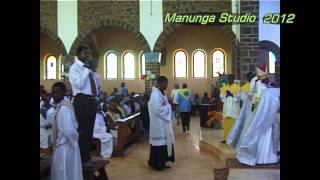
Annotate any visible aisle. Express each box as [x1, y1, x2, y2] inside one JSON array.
[[106, 116, 225, 180]]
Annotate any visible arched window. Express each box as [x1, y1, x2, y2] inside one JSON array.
[[46, 55, 57, 80], [212, 50, 225, 77], [193, 50, 206, 78], [174, 50, 187, 78], [141, 53, 145, 76], [123, 51, 135, 79], [61, 63, 65, 80], [269, 51, 276, 74], [105, 51, 118, 79]]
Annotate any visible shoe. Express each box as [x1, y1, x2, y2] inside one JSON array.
[[187, 127, 190, 131], [221, 140, 226, 143], [164, 165, 171, 169]]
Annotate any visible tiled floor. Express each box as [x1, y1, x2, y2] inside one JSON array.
[[228, 169, 280, 180], [105, 116, 225, 180], [200, 126, 235, 159]]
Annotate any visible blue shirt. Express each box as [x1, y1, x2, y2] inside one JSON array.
[[177, 93, 194, 112], [120, 87, 129, 96]]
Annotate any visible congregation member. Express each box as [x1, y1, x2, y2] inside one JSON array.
[[40, 93, 56, 149], [148, 76, 175, 171], [177, 83, 193, 133], [140, 94, 150, 131], [120, 82, 129, 97], [170, 84, 180, 125], [114, 95, 126, 118], [123, 100, 133, 116], [111, 87, 119, 96], [200, 92, 212, 104], [106, 100, 132, 145], [93, 105, 113, 159], [50, 82, 83, 180], [98, 92, 108, 109], [220, 74, 241, 143], [40, 113, 51, 149], [69, 45, 100, 166], [133, 94, 141, 112]]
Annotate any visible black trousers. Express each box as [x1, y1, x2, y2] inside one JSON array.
[[148, 145, 175, 170], [73, 94, 97, 164], [180, 112, 191, 132]]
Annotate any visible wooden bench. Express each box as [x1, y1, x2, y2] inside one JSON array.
[[40, 156, 51, 179], [112, 113, 142, 157], [40, 150, 52, 180], [83, 160, 109, 180]]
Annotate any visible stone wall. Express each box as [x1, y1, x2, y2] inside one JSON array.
[[78, 0, 140, 34], [40, 0, 57, 34], [155, 0, 233, 52], [239, 0, 260, 80]]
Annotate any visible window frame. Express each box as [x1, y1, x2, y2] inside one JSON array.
[[174, 49, 188, 79], [192, 49, 207, 78], [140, 52, 145, 77], [122, 50, 136, 80], [212, 49, 226, 78], [105, 50, 119, 80], [45, 55, 57, 80], [268, 51, 276, 74]]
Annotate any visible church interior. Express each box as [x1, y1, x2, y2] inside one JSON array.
[[40, 0, 280, 179]]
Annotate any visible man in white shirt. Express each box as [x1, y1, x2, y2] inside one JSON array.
[[69, 45, 101, 166], [170, 84, 180, 125]]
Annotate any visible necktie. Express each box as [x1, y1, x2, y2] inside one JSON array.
[[89, 72, 97, 96]]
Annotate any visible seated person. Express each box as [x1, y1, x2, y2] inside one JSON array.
[[98, 92, 108, 109], [40, 113, 51, 149], [140, 94, 150, 131], [93, 105, 113, 158], [106, 100, 132, 146], [111, 87, 119, 96], [120, 82, 129, 97], [133, 94, 141, 113], [40, 93, 56, 149], [114, 95, 126, 118], [123, 100, 133, 116], [200, 92, 212, 104]]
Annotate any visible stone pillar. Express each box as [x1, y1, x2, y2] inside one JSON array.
[[239, 0, 259, 80], [144, 52, 161, 94]]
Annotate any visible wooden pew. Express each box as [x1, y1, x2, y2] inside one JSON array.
[[83, 160, 109, 180], [40, 155, 51, 179], [112, 113, 142, 157]]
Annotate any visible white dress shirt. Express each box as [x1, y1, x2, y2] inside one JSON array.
[[69, 59, 101, 96]]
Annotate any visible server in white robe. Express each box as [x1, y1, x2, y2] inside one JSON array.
[[227, 64, 279, 166], [40, 113, 50, 149], [148, 76, 175, 171], [236, 87, 279, 166], [227, 65, 264, 150], [40, 93, 56, 148], [51, 82, 83, 180], [93, 112, 113, 158]]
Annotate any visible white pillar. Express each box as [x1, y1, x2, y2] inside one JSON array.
[[57, 0, 78, 54], [139, 0, 163, 51]]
